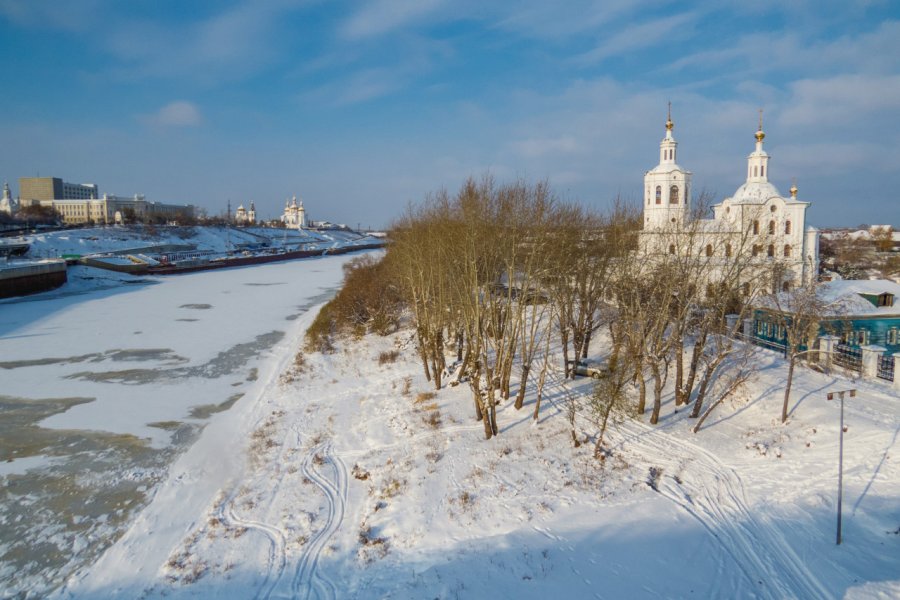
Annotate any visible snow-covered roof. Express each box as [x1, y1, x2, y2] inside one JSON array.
[[756, 279, 900, 317], [726, 181, 781, 204], [646, 163, 689, 175]]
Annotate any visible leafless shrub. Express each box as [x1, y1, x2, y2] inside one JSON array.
[[381, 477, 404, 499], [423, 409, 442, 429], [352, 464, 370, 480], [415, 391, 437, 404], [378, 350, 400, 365], [358, 525, 390, 563], [358, 525, 388, 547]]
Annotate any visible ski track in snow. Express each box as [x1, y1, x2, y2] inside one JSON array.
[[214, 487, 287, 600], [539, 368, 832, 600], [289, 441, 348, 600]]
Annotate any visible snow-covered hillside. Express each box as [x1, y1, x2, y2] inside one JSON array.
[[56, 320, 900, 598]]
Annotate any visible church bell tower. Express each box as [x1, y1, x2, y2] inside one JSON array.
[[643, 104, 692, 230]]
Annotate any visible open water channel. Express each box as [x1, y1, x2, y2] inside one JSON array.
[[0, 254, 363, 598]]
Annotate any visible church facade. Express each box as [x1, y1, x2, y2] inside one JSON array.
[[639, 111, 819, 292], [281, 196, 306, 229], [235, 201, 256, 225]]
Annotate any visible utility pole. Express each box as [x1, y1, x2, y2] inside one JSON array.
[[827, 388, 856, 545]]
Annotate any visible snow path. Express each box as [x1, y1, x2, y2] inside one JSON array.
[[215, 485, 287, 600], [289, 442, 348, 600], [539, 368, 832, 600]]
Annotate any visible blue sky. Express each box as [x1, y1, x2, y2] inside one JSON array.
[[1, 1, 898, 228]]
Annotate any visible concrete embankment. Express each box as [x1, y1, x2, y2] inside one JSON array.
[[0, 259, 67, 298]]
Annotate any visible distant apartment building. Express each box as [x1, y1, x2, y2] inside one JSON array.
[[17, 176, 193, 225], [19, 177, 99, 201]]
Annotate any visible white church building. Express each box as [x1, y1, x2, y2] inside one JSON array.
[[281, 196, 306, 229], [639, 110, 819, 292], [235, 201, 256, 225]]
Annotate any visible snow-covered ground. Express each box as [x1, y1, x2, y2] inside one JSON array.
[[42, 306, 900, 598], [0, 252, 376, 598]]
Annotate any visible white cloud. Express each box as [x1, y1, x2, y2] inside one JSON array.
[[666, 20, 900, 79], [573, 12, 698, 65], [340, 0, 448, 40], [0, 0, 106, 31], [509, 135, 581, 159], [149, 101, 203, 127], [780, 73, 900, 127]]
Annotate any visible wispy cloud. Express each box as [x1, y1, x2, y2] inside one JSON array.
[[780, 73, 900, 127], [666, 19, 900, 79], [0, 0, 107, 31], [573, 12, 698, 65], [493, 0, 662, 40], [509, 135, 581, 159], [144, 101, 203, 127], [339, 0, 448, 40]]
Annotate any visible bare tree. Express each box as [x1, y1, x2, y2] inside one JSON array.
[[757, 272, 829, 423]]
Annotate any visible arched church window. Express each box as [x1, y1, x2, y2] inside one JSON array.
[[782, 281, 791, 292], [768, 220, 775, 235], [767, 244, 774, 257], [705, 244, 713, 257], [669, 244, 676, 255], [655, 186, 661, 204], [754, 166, 758, 177], [725, 243, 732, 257], [761, 166, 765, 177], [670, 185, 679, 204], [753, 220, 759, 235], [752, 244, 761, 257], [784, 244, 792, 257], [785, 220, 792, 234]]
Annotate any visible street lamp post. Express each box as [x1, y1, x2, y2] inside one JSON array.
[[826, 388, 856, 545]]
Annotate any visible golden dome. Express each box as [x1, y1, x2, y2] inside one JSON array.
[[790, 182, 798, 198], [755, 108, 765, 142]]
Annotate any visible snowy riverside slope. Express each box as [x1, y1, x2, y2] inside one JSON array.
[[55, 311, 900, 598]]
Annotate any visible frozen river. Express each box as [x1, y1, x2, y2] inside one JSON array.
[[0, 253, 366, 598]]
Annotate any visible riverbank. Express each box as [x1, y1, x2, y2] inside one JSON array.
[[53, 316, 900, 598]]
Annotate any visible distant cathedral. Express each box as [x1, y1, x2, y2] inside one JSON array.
[[281, 195, 306, 229], [639, 108, 819, 292], [0, 182, 19, 215], [234, 201, 256, 225]]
